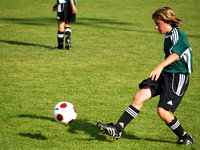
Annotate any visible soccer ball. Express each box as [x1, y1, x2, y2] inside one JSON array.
[[53, 101, 77, 125]]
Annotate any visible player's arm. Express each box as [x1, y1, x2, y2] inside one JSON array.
[[52, 3, 58, 12], [149, 53, 180, 81], [69, 0, 77, 14]]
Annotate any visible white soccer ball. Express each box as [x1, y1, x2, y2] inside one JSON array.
[[53, 101, 77, 125]]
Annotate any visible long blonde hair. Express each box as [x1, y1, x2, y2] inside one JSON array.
[[152, 7, 183, 29]]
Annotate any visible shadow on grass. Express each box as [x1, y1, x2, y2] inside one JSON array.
[[122, 132, 174, 144], [18, 114, 55, 122], [1, 17, 155, 34], [1, 17, 133, 27], [1, 17, 199, 38], [18, 114, 108, 141], [0, 39, 52, 49], [18, 133, 47, 140], [76, 17, 156, 33], [1, 18, 56, 26], [67, 119, 110, 142], [18, 114, 174, 143]]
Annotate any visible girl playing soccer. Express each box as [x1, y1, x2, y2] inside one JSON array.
[[97, 6, 194, 146]]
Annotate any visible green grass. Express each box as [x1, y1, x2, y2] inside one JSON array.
[[0, 0, 200, 149]]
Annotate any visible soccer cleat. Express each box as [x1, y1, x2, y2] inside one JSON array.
[[65, 39, 71, 50], [177, 135, 194, 146], [97, 122, 122, 140]]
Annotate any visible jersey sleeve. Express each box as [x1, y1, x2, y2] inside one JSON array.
[[170, 29, 189, 57], [170, 29, 193, 74]]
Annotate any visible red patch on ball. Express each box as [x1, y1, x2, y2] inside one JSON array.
[[68, 119, 75, 124], [57, 114, 63, 121], [73, 107, 76, 113], [60, 103, 67, 108]]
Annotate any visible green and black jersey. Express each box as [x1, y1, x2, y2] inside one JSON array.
[[57, 0, 76, 4], [163, 27, 193, 75]]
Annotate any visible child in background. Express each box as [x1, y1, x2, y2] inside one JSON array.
[[52, 0, 77, 50]]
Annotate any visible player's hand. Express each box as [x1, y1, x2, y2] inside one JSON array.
[[52, 4, 58, 12], [72, 6, 77, 14], [149, 64, 163, 81]]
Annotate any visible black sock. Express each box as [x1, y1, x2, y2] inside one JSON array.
[[166, 117, 188, 138], [57, 31, 64, 48], [65, 27, 71, 42], [115, 105, 139, 132]]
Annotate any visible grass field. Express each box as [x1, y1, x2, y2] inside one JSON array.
[[0, 0, 200, 149]]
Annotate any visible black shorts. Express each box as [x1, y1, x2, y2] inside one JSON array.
[[57, 3, 76, 22], [139, 71, 189, 113]]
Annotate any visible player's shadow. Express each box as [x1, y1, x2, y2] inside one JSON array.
[[18, 114, 174, 144], [122, 132, 174, 144], [18, 114, 53, 140], [18, 114, 109, 141], [18, 114, 55, 122], [67, 119, 110, 141], [76, 17, 156, 33], [18, 133, 47, 140], [67, 120, 174, 144], [0, 39, 51, 49], [1, 18, 56, 26]]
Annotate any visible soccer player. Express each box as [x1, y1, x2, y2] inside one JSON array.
[[97, 7, 194, 146], [52, 0, 77, 50]]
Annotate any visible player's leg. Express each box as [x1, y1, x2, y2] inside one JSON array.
[[97, 86, 152, 140], [63, 2, 76, 50], [115, 86, 151, 132], [54, 3, 65, 49], [132, 86, 152, 110], [157, 107, 193, 145], [157, 107, 174, 123], [56, 21, 65, 49], [65, 22, 71, 49], [157, 72, 193, 146]]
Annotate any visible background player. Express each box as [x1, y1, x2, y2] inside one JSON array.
[[52, 0, 77, 50]]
